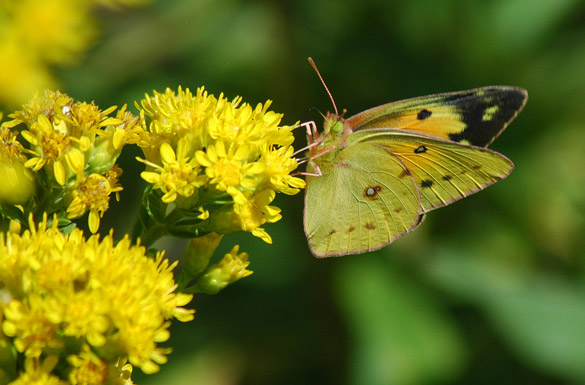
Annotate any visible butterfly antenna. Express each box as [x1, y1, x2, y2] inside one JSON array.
[[308, 57, 339, 116]]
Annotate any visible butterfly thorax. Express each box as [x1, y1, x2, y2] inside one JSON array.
[[307, 112, 353, 173]]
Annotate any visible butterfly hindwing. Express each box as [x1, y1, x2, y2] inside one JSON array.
[[304, 141, 422, 257], [344, 86, 527, 147], [349, 129, 514, 213]]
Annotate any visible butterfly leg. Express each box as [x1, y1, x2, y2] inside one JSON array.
[[292, 164, 322, 178], [295, 121, 319, 144], [295, 143, 336, 165], [293, 121, 326, 159]]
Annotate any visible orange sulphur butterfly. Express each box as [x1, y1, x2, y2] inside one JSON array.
[[303, 59, 527, 257]]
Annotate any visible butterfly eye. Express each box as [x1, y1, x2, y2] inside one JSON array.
[[331, 120, 343, 133], [364, 185, 382, 199]]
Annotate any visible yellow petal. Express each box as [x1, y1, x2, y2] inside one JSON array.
[[215, 140, 226, 158], [140, 171, 160, 184], [252, 228, 272, 244], [66, 148, 85, 175], [54, 160, 66, 185], [113, 128, 126, 149], [160, 143, 176, 164], [195, 151, 212, 167], [88, 210, 100, 233]]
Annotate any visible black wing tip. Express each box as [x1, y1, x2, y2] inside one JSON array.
[[447, 86, 528, 147]]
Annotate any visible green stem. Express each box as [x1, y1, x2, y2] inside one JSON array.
[[137, 207, 184, 248], [175, 270, 192, 292], [138, 222, 168, 248]]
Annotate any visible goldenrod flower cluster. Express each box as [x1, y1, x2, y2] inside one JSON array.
[[0, 215, 193, 383], [0, 0, 150, 107], [136, 87, 305, 244], [1, 90, 140, 233], [0, 84, 305, 382]]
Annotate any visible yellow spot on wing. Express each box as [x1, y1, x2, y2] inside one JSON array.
[[482, 105, 500, 121]]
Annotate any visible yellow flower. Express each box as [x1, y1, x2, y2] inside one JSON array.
[[67, 344, 107, 385], [233, 189, 281, 244], [7, 89, 73, 128], [0, 215, 194, 376], [0, 158, 35, 205], [96, 105, 143, 151], [68, 345, 135, 385], [2, 90, 137, 231], [104, 165, 124, 202], [21, 114, 86, 185], [139, 138, 208, 204], [137, 86, 214, 161], [9, 356, 66, 385], [11, 90, 128, 188], [196, 139, 265, 195], [0, 32, 57, 107], [259, 144, 305, 195], [10, 0, 96, 65], [0, 123, 26, 160], [2, 295, 64, 358], [0, 0, 150, 106], [136, 86, 303, 243], [0, 123, 36, 204], [66, 172, 123, 233]]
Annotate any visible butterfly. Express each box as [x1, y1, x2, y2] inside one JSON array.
[[302, 59, 527, 258]]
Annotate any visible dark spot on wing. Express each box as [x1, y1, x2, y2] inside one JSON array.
[[417, 109, 432, 120], [414, 145, 427, 154], [328, 229, 336, 235], [365, 223, 375, 230], [394, 208, 403, 213], [348, 226, 355, 233], [421, 180, 433, 188], [364, 185, 382, 199], [442, 175, 453, 181]]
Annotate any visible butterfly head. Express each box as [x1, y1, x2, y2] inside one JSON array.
[[323, 111, 344, 135]]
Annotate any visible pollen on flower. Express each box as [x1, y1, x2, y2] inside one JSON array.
[[0, 215, 194, 377], [66, 173, 122, 233]]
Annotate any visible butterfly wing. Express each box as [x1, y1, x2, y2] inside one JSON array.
[[304, 129, 514, 257], [344, 86, 527, 147], [349, 129, 514, 213], [304, 142, 422, 258]]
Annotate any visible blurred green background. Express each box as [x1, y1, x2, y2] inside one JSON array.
[[5, 0, 585, 384]]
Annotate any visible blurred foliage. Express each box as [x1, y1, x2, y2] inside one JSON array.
[[3, 0, 585, 384]]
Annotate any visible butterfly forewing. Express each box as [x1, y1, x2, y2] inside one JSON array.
[[304, 142, 421, 257], [344, 86, 527, 147]]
